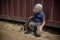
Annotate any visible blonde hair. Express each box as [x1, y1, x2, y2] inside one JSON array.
[[33, 3, 43, 12]]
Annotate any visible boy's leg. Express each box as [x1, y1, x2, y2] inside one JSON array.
[[28, 22, 42, 37], [28, 22, 37, 30], [34, 25, 42, 37], [24, 22, 36, 34], [35, 28, 42, 37]]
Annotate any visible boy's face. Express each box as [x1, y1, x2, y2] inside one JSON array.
[[33, 7, 42, 13], [37, 9, 41, 13]]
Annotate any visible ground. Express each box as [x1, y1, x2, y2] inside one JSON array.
[[0, 20, 60, 40]]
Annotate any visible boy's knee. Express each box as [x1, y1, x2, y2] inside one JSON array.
[[28, 22, 36, 27], [28, 22, 36, 30]]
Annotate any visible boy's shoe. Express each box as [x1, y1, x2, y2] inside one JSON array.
[[34, 30, 42, 37], [24, 30, 32, 34]]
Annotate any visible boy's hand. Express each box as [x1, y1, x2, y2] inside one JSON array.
[[28, 16, 34, 20]]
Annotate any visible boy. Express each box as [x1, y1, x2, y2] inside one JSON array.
[[25, 3, 45, 37]]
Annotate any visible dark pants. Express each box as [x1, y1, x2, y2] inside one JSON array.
[[28, 22, 41, 37]]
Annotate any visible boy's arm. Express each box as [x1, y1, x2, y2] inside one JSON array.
[[39, 13, 45, 32], [38, 20, 45, 32], [28, 16, 34, 20]]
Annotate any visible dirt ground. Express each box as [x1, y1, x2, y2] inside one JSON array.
[[0, 20, 60, 40]]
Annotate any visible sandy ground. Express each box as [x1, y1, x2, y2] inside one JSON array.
[[0, 21, 60, 40]]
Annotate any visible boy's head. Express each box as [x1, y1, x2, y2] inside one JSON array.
[[33, 3, 43, 13]]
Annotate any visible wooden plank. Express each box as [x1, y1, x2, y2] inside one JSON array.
[[53, 0, 60, 22], [8, 0, 14, 17], [0, 0, 2, 15], [26, 0, 34, 18], [20, 0, 26, 18], [43, 0, 52, 20]]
